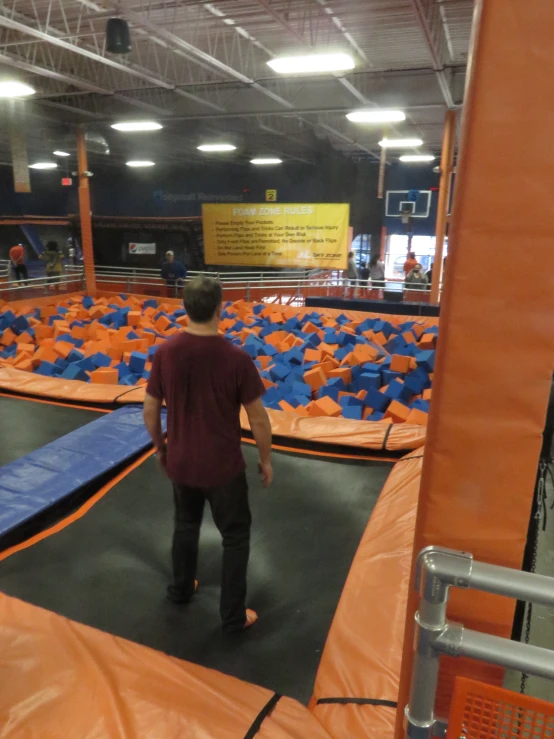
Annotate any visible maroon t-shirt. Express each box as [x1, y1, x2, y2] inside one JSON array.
[[146, 332, 265, 488]]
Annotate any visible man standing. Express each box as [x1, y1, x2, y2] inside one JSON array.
[[403, 251, 417, 276], [143, 276, 273, 632], [160, 250, 187, 287], [9, 244, 28, 284]]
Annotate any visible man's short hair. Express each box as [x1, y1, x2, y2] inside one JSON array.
[[183, 276, 222, 323]]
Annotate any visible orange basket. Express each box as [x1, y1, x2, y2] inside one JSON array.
[[447, 677, 554, 739]]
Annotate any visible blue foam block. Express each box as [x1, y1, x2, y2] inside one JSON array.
[[384, 379, 413, 403], [416, 350, 435, 372], [35, 361, 59, 377], [67, 349, 85, 364], [319, 386, 340, 402], [342, 405, 363, 421], [129, 351, 147, 375], [60, 364, 89, 382], [292, 381, 312, 397], [12, 315, 30, 334], [358, 372, 381, 392], [363, 388, 390, 412], [382, 369, 403, 385], [270, 363, 291, 382], [366, 411, 384, 421], [92, 352, 111, 369], [293, 395, 310, 407]]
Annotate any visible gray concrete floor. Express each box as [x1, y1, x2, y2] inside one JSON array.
[[504, 473, 554, 701]]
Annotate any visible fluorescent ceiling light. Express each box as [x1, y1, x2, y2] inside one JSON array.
[[347, 109, 406, 123], [267, 53, 355, 74], [0, 81, 35, 98], [111, 121, 163, 132], [53, 150, 70, 157], [197, 144, 236, 152], [399, 154, 436, 162], [251, 158, 282, 165], [126, 160, 155, 167], [379, 137, 423, 148], [29, 162, 57, 170]]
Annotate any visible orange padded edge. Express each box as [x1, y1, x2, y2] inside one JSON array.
[[0, 594, 331, 738], [310, 450, 422, 739], [396, 0, 554, 731]]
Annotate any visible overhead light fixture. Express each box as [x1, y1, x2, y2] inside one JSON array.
[[111, 121, 163, 132], [197, 144, 236, 152], [267, 53, 355, 74], [399, 154, 436, 162], [251, 158, 282, 165], [29, 162, 58, 170], [0, 81, 35, 98], [126, 160, 155, 167], [379, 137, 423, 148], [53, 150, 70, 157], [346, 109, 406, 123]]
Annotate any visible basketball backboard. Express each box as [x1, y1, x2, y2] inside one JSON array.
[[385, 190, 432, 218]]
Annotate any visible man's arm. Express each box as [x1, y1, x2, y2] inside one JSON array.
[[143, 393, 166, 468], [244, 397, 273, 487]]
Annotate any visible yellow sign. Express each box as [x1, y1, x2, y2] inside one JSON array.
[[265, 189, 277, 202], [202, 203, 350, 269]]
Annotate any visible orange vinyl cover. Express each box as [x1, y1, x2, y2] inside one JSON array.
[[0, 367, 427, 451], [311, 450, 422, 739], [0, 593, 332, 738]]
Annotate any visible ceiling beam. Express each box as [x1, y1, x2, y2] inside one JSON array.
[[118, 4, 294, 110], [0, 50, 110, 95], [408, 0, 455, 108]]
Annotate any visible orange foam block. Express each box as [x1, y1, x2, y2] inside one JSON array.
[[304, 347, 322, 363], [154, 315, 172, 332], [53, 341, 75, 359], [16, 343, 35, 356], [127, 311, 141, 327], [329, 367, 352, 385], [90, 368, 119, 385], [390, 354, 411, 374], [303, 366, 327, 392], [385, 400, 411, 423], [423, 388, 432, 400], [406, 408, 428, 426], [14, 331, 34, 345], [278, 400, 297, 413], [311, 396, 342, 418]]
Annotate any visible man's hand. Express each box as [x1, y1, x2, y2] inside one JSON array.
[[258, 459, 273, 488], [156, 444, 168, 475]]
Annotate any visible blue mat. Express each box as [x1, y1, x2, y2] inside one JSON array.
[[0, 406, 165, 540]]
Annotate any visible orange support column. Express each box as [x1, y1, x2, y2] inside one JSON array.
[[77, 128, 96, 296], [395, 0, 554, 733], [430, 109, 455, 304]]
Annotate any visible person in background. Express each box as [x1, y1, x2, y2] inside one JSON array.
[[9, 244, 28, 284], [161, 250, 187, 287], [405, 262, 428, 290], [403, 251, 417, 276], [369, 253, 385, 289], [359, 261, 370, 286], [345, 250, 358, 286], [39, 240, 64, 286], [426, 262, 434, 287], [143, 276, 273, 633]]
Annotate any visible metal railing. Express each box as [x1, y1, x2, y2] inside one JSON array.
[[0, 263, 441, 305], [0, 271, 84, 299], [405, 546, 554, 739]]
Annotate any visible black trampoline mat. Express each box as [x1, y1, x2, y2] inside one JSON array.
[[0, 396, 103, 467], [0, 445, 391, 703]]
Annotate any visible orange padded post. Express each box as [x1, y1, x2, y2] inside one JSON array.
[[430, 109, 456, 304], [396, 0, 554, 733], [77, 128, 96, 296]]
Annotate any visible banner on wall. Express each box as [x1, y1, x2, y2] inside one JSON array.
[[202, 203, 350, 269], [129, 242, 156, 254]]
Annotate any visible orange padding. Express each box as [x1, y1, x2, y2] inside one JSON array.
[[310, 449, 422, 738], [0, 593, 332, 738], [0, 366, 426, 451]]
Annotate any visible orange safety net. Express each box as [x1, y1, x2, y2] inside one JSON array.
[[311, 449, 422, 739], [446, 678, 554, 739], [0, 593, 332, 738]]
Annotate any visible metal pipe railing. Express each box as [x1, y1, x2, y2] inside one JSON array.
[[405, 546, 554, 739]]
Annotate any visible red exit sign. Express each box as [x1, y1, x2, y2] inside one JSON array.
[[61, 177, 72, 186]]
